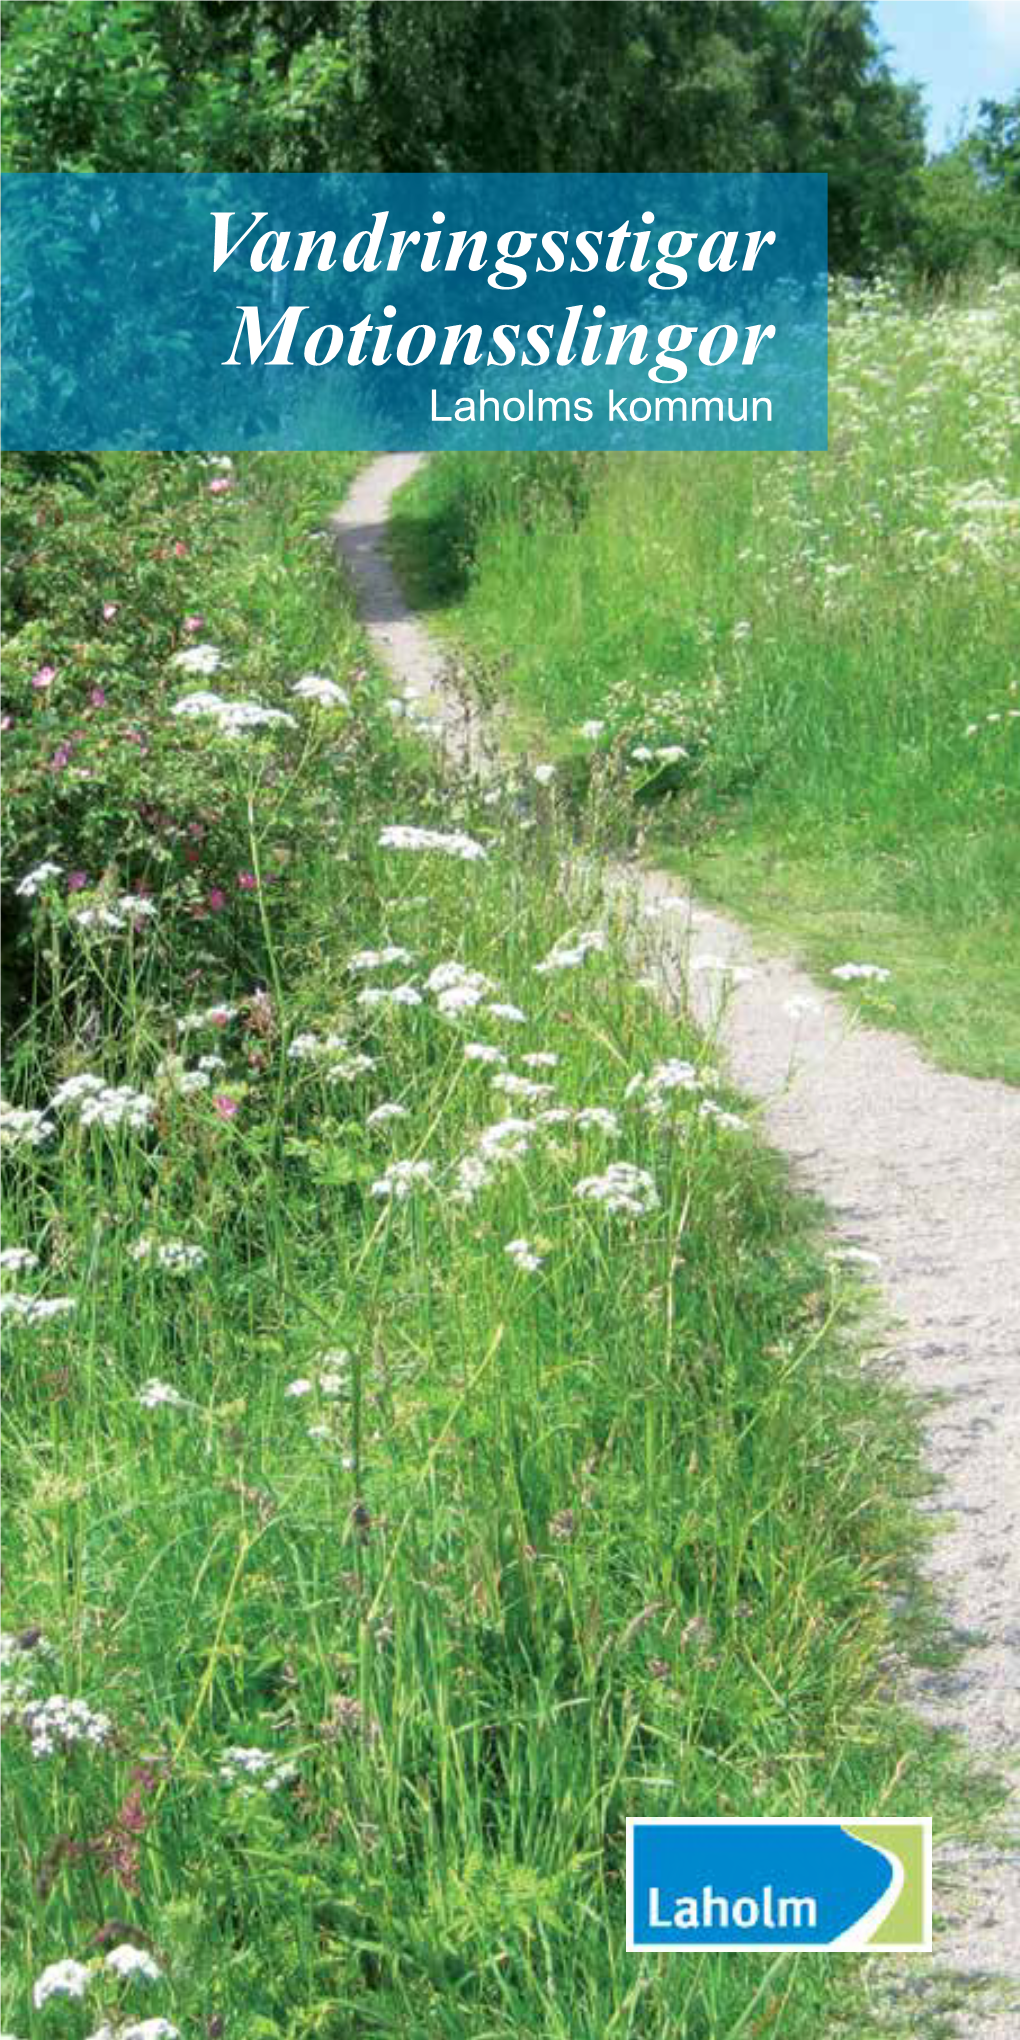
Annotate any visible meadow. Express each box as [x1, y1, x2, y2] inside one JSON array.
[[390, 271, 1020, 1084], [0, 449, 992, 2037]]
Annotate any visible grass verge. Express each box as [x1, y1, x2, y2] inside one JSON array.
[[0, 451, 999, 2039], [389, 272, 1020, 1085]]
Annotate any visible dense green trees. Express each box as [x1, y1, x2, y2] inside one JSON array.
[[912, 91, 1020, 276], [0, 0, 1015, 276]]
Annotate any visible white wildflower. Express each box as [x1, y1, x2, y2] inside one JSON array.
[[650, 1058, 701, 1095], [217, 700, 297, 737], [357, 984, 422, 1009], [0, 1247, 39, 1273], [349, 946, 413, 971], [491, 1073, 554, 1102], [505, 1238, 543, 1272], [291, 674, 350, 708], [574, 1162, 659, 1217], [830, 962, 890, 983], [129, 1238, 205, 1274], [575, 1106, 620, 1136], [628, 1059, 703, 1116], [477, 1117, 534, 1161], [580, 719, 605, 740], [136, 1380, 187, 1409], [72, 906, 127, 933], [104, 1945, 162, 1982], [325, 1051, 375, 1081], [367, 1102, 408, 1127], [428, 961, 489, 994], [436, 983, 488, 1016], [50, 1074, 106, 1108], [219, 1746, 297, 1794], [378, 825, 486, 862], [22, 1694, 112, 1758], [156, 1055, 210, 1096], [285, 1378, 314, 1398], [371, 1159, 435, 1200], [699, 1099, 748, 1132], [170, 644, 223, 676], [33, 1959, 92, 2008], [75, 1086, 154, 1133], [0, 1100, 55, 1148], [655, 745, 688, 764], [522, 1051, 558, 1069], [463, 1042, 506, 1066], [171, 688, 296, 736], [176, 1003, 238, 1036], [287, 1032, 325, 1061], [177, 1069, 209, 1094], [1, 1631, 53, 1718], [534, 929, 607, 975], [533, 763, 556, 786], [15, 861, 62, 899], [0, 1293, 75, 1325], [115, 2022, 180, 2040], [486, 1002, 527, 1024], [450, 1154, 494, 1203]]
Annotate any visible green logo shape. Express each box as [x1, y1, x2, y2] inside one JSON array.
[[842, 1820, 930, 1949]]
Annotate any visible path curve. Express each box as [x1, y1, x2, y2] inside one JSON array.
[[333, 453, 1020, 2032]]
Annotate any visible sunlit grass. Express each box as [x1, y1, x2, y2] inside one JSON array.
[[0, 453, 997, 2039], [390, 273, 1020, 1082]]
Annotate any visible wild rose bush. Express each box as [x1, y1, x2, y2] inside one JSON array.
[[2, 452, 374, 1039]]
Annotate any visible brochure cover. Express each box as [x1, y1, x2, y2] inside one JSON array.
[[1, 6, 1016, 2038]]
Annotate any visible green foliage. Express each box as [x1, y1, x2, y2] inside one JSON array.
[[0, 450, 362, 1037], [0, 453, 992, 2040], [389, 270, 1020, 1083], [1, 0, 930, 274], [913, 95, 1020, 279]]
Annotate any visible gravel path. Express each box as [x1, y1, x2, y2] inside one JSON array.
[[333, 453, 1020, 2033]]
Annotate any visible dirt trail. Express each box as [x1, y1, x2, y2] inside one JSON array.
[[333, 453, 1020, 2032]]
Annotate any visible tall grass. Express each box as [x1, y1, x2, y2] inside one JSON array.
[[0, 453, 989, 2039], [391, 273, 1020, 1081]]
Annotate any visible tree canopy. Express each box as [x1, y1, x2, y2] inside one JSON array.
[[0, 0, 1016, 275]]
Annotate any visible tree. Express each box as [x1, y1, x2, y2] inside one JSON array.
[[0, 0, 932, 273]]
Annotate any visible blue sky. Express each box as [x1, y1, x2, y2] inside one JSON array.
[[872, 0, 1019, 149]]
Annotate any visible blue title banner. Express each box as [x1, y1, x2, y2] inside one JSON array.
[[2, 172, 827, 452]]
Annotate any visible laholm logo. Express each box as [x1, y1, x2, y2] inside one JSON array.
[[627, 1817, 931, 1952]]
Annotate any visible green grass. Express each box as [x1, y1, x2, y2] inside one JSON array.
[[0, 452, 1001, 2039], [389, 273, 1020, 1084]]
